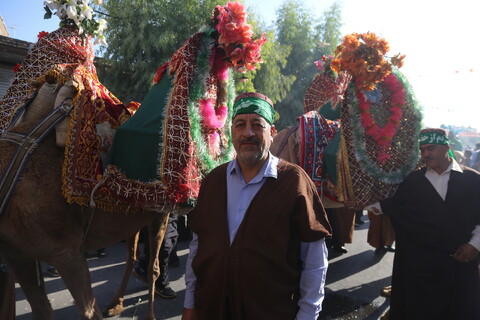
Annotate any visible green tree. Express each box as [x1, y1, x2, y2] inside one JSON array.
[[252, 28, 296, 105], [96, 0, 227, 103], [273, 0, 319, 129], [315, 1, 343, 57], [270, 0, 342, 129]]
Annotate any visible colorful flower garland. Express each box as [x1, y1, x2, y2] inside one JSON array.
[[349, 68, 422, 184], [187, 29, 235, 173], [330, 32, 405, 92], [356, 73, 406, 163]]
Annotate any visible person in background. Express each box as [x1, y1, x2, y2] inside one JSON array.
[[182, 92, 332, 320], [367, 128, 480, 320], [469, 142, 480, 169], [367, 211, 395, 254], [462, 149, 473, 167], [0, 259, 15, 320], [325, 208, 355, 254]]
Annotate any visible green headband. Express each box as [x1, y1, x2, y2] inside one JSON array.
[[232, 97, 275, 125], [419, 131, 456, 159], [419, 131, 450, 146]]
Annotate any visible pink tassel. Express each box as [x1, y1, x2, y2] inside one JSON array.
[[199, 99, 228, 129]]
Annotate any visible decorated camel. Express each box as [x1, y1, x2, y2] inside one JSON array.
[[271, 32, 423, 208], [0, 1, 265, 319]]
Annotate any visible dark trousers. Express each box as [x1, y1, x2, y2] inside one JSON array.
[[0, 267, 15, 320]]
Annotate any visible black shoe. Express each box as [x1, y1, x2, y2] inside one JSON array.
[[46, 267, 60, 277], [132, 266, 148, 285], [375, 246, 387, 255], [385, 245, 395, 252], [155, 285, 176, 299], [97, 249, 106, 258], [333, 245, 348, 253], [355, 219, 365, 225]]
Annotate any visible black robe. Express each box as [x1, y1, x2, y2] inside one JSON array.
[[381, 166, 480, 320]]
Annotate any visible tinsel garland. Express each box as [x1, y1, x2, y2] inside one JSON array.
[[187, 30, 235, 173], [349, 68, 422, 184]]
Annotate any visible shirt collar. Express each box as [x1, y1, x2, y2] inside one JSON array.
[[426, 158, 463, 175], [228, 153, 279, 183]]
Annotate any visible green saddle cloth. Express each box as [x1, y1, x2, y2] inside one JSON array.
[[109, 75, 172, 182], [320, 101, 341, 185]]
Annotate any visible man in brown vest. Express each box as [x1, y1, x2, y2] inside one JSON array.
[[182, 92, 332, 320]]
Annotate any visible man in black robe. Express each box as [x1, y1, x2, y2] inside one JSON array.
[[368, 128, 480, 320]]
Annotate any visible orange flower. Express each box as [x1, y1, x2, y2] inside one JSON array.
[[331, 32, 404, 91], [390, 53, 405, 68]]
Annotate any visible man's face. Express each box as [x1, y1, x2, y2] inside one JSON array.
[[231, 113, 275, 167], [420, 144, 450, 173]]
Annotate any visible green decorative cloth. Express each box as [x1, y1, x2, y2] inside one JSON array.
[[419, 131, 450, 146], [108, 75, 172, 182], [232, 97, 275, 124]]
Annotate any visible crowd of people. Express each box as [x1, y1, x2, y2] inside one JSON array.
[[2, 92, 479, 320]]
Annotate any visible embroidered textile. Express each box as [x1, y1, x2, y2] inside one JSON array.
[[0, 26, 96, 133], [62, 65, 130, 207], [299, 111, 340, 191]]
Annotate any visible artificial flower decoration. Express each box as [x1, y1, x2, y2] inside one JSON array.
[[44, 0, 108, 46], [37, 31, 49, 40], [13, 63, 21, 73], [313, 55, 336, 75], [212, 1, 266, 72], [330, 32, 404, 91]]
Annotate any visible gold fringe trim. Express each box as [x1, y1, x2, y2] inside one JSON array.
[[336, 134, 355, 202]]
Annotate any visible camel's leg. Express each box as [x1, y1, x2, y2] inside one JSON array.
[[7, 256, 53, 320], [103, 232, 140, 317], [144, 213, 169, 320], [54, 250, 103, 320]]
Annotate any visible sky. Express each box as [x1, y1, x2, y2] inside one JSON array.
[[1, 0, 479, 130]]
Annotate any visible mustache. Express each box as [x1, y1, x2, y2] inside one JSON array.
[[240, 137, 260, 144]]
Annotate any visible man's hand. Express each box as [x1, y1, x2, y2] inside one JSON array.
[[364, 202, 382, 215], [182, 308, 198, 320], [452, 243, 479, 263]]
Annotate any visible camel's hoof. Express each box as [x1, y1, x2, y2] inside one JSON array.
[[103, 298, 124, 317]]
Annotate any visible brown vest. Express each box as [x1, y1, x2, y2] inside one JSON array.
[[189, 160, 331, 320]]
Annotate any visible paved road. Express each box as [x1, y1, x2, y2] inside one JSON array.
[[15, 212, 394, 319]]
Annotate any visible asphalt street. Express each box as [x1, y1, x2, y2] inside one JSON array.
[[15, 211, 394, 319]]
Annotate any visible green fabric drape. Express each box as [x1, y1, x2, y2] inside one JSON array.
[[109, 75, 172, 182]]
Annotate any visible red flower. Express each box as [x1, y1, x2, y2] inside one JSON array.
[[225, 1, 247, 25], [243, 33, 266, 63], [218, 23, 252, 46], [37, 31, 49, 40], [214, 1, 266, 72], [13, 63, 21, 73]]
